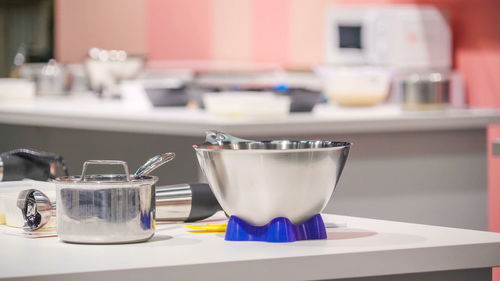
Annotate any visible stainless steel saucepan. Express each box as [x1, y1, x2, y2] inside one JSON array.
[[40, 153, 174, 244]]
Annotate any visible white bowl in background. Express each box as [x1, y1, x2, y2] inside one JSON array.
[[203, 91, 291, 119]]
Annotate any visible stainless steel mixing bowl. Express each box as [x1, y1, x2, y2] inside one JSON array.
[[194, 140, 351, 225]]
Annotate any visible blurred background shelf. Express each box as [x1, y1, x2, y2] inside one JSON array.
[[0, 97, 499, 136]]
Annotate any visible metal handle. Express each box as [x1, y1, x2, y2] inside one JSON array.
[[17, 189, 55, 231], [204, 130, 253, 145], [80, 160, 131, 182], [134, 153, 175, 177]]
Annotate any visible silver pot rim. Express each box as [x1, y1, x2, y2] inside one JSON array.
[[54, 174, 158, 184]]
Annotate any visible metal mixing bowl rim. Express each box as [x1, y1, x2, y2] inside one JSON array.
[[193, 140, 351, 152]]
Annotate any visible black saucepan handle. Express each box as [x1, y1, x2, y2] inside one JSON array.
[[186, 183, 223, 222]]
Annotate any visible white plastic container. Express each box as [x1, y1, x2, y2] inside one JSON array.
[[203, 92, 291, 119], [316, 66, 392, 107], [0, 79, 35, 101]]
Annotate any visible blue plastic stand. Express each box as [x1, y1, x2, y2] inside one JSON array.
[[225, 214, 327, 242]]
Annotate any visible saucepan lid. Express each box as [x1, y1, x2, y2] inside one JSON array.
[[54, 160, 157, 184], [54, 153, 175, 184]]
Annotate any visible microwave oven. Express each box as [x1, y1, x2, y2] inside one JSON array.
[[325, 5, 452, 70]]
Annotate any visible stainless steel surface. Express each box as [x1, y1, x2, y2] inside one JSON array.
[[194, 138, 351, 225], [493, 140, 500, 156], [0, 157, 3, 181], [204, 130, 252, 145], [134, 153, 175, 177], [16, 189, 55, 231], [55, 159, 157, 244], [156, 184, 192, 221], [401, 72, 451, 111]]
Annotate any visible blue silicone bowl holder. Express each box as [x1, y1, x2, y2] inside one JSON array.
[[225, 214, 326, 242]]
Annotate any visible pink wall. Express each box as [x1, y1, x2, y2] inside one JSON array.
[[146, 0, 212, 60], [251, 0, 289, 64], [488, 125, 500, 281], [211, 0, 252, 61], [55, 0, 500, 108], [450, 0, 500, 108], [288, 0, 328, 68], [55, 0, 147, 63]]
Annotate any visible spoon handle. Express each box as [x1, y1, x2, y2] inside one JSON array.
[[134, 152, 175, 177], [204, 130, 253, 145]]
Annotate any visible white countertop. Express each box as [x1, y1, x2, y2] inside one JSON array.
[[1, 214, 500, 281], [0, 96, 499, 137]]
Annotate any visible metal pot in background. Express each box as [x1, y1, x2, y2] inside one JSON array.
[[400, 72, 451, 111], [18, 62, 90, 97], [37, 59, 66, 96]]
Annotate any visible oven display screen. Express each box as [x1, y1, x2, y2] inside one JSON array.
[[338, 25, 362, 49]]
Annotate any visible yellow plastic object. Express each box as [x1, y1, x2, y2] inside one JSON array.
[[184, 223, 227, 233]]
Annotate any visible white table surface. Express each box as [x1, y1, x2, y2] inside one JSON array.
[[1, 214, 500, 281], [0, 96, 499, 137]]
